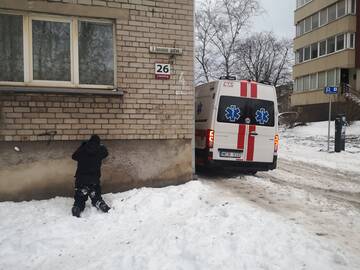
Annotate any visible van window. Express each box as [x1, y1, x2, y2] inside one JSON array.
[[217, 96, 275, 127]]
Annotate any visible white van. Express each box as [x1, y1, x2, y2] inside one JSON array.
[[195, 79, 279, 173]]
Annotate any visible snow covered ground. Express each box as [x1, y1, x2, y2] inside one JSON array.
[[0, 122, 359, 270], [280, 121, 360, 173]]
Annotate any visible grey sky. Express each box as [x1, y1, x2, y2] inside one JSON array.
[[252, 0, 295, 38]]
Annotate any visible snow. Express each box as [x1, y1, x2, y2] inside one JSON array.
[[280, 121, 360, 174], [0, 121, 359, 270], [0, 181, 358, 270]]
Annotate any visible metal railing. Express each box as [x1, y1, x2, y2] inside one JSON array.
[[341, 83, 360, 106]]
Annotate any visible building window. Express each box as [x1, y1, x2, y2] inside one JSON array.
[[303, 75, 310, 90], [311, 13, 319, 29], [319, 40, 327, 56], [336, 34, 345, 51], [296, 0, 355, 37], [318, 71, 326, 89], [327, 36, 336, 54], [328, 4, 337, 22], [0, 12, 116, 89], [0, 14, 24, 82], [349, 0, 356, 14], [296, 0, 312, 9], [32, 19, 71, 82], [327, 69, 335, 86], [311, 43, 318, 59], [337, 0, 346, 17], [319, 8, 328, 26], [299, 21, 305, 35], [304, 46, 310, 61], [310, 74, 317, 89], [304, 17, 311, 33], [78, 21, 114, 86], [349, 33, 355, 48], [299, 48, 304, 63], [297, 77, 303, 91]]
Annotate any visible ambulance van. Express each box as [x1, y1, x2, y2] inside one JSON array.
[[195, 79, 279, 173]]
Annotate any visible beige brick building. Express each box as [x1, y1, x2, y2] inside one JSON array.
[[293, 0, 360, 121], [0, 0, 194, 201]]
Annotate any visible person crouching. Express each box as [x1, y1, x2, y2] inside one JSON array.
[[71, 134, 110, 217]]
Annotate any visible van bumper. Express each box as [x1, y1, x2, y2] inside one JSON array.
[[196, 149, 277, 171]]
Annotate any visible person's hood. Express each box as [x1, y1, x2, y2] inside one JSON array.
[[84, 140, 101, 155]]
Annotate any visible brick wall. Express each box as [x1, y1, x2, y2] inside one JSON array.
[[0, 0, 194, 142]]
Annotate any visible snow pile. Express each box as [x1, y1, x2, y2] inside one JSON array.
[[279, 121, 360, 173], [0, 181, 358, 270]]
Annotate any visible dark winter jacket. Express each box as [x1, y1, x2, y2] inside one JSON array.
[[72, 139, 108, 185]]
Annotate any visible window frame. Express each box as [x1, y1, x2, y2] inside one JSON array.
[[0, 11, 117, 90], [296, 0, 354, 38]]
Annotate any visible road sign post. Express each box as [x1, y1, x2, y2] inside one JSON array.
[[324, 86, 338, 152]]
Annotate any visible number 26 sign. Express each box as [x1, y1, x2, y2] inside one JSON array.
[[155, 63, 171, 80]]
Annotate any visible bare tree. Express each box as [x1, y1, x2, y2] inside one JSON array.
[[211, 0, 260, 77], [195, 0, 260, 84], [195, 1, 217, 84], [235, 32, 293, 87]]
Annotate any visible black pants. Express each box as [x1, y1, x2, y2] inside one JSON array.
[[73, 183, 104, 211]]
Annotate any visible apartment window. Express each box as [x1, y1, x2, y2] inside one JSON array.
[[320, 9, 328, 26], [32, 19, 71, 82], [299, 48, 304, 63], [304, 17, 311, 33], [310, 74, 317, 89], [311, 43, 318, 59], [303, 75, 310, 90], [297, 77, 303, 91], [327, 36, 336, 54], [336, 34, 345, 50], [311, 13, 319, 29], [347, 0, 356, 14], [319, 40, 327, 56], [349, 33, 355, 48], [336, 69, 341, 84], [327, 69, 335, 86], [296, 0, 312, 9], [318, 71, 326, 88], [304, 46, 310, 61], [328, 4, 337, 22], [0, 14, 24, 82], [299, 21, 305, 35], [0, 12, 116, 88], [337, 0, 346, 17], [78, 21, 114, 85]]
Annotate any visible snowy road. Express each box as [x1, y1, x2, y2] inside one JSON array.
[[200, 157, 360, 262]]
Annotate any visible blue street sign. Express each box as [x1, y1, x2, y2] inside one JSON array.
[[324, 86, 338, 94]]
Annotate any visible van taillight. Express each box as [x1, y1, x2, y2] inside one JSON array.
[[206, 129, 214, 148], [274, 134, 279, 152]]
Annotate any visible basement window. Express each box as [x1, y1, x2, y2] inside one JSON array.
[[0, 12, 116, 89]]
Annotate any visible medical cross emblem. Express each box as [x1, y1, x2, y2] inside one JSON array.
[[255, 108, 270, 125], [225, 105, 241, 122]]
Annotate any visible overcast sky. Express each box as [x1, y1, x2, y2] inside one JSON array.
[[252, 0, 295, 39]]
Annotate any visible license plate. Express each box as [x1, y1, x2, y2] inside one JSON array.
[[220, 151, 242, 158]]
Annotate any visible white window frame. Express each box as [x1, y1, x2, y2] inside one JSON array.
[[296, 0, 355, 38], [0, 11, 117, 89], [29, 15, 74, 87]]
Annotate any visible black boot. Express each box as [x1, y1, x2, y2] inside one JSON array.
[[96, 200, 110, 213], [72, 206, 81, 217]]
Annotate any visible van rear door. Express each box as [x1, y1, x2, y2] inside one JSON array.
[[214, 94, 275, 163]]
